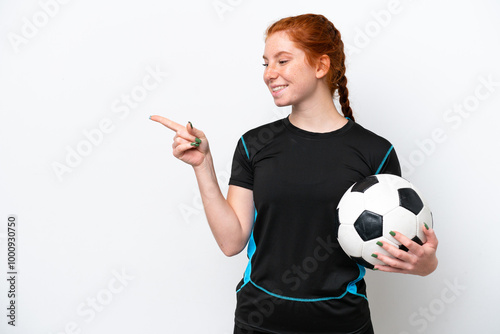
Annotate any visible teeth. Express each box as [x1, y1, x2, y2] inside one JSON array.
[[272, 85, 287, 92]]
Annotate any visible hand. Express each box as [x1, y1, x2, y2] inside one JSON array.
[[373, 225, 438, 276], [150, 115, 209, 167]]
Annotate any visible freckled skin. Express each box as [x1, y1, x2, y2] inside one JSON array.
[[263, 31, 323, 109]]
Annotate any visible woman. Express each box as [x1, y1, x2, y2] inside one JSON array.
[[151, 13, 438, 334]]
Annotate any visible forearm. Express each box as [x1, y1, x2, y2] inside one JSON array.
[[192, 152, 247, 256]]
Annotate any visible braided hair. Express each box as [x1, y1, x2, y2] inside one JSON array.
[[265, 14, 354, 121]]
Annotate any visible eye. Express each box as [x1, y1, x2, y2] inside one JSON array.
[[279, 60, 289, 65], [262, 63, 268, 67]]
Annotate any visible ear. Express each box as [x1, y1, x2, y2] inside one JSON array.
[[316, 55, 330, 79]]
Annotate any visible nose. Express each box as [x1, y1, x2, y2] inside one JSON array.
[[263, 64, 278, 83]]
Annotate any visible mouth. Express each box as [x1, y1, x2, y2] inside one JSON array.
[[270, 85, 288, 96]]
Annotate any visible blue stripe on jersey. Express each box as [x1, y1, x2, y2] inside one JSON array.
[[346, 264, 368, 300], [236, 208, 257, 293], [250, 279, 350, 302], [241, 136, 250, 159], [375, 145, 394, 175], [236, 138, 253, 293], [242, 264, 367, 302], [244, 209, 258, 282]]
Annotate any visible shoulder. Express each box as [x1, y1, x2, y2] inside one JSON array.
[[348, 121, 401, 175], [241, 118, 285, 140], [348, 121, 394, 149], [239, 118, 286, 159], [347, 121, 397, 161]]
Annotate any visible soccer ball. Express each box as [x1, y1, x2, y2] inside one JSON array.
[[336, 174, 433, 269]]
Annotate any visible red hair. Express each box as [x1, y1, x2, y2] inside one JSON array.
[[265, 14, 354, 121]]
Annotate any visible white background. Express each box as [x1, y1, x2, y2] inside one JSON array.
[[1, 0, 499, 333]]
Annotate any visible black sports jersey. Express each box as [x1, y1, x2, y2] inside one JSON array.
[[229, 116, 401, 334]]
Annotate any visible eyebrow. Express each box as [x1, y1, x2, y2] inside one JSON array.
[[262, 51, 293, 60]]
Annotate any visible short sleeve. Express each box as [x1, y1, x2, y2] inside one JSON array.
[[376, 145, 402, 177], [228, 136, 254, 190]]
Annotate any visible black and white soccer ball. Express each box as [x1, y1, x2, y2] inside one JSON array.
[[336, 174, 433, 269]]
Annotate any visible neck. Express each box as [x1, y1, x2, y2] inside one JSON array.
[[289, 90, 347, 133]]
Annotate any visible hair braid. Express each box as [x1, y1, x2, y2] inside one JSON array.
[[328, 21, 354, 122], [337, 73, 354, 121]]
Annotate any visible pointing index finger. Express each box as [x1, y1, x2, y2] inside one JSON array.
[[150, 115, 183, 132]]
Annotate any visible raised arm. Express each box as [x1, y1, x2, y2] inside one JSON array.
[[150, 115, 254, 256]]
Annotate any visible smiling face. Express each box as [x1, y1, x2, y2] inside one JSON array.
[[263, 31, 324, 108]]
